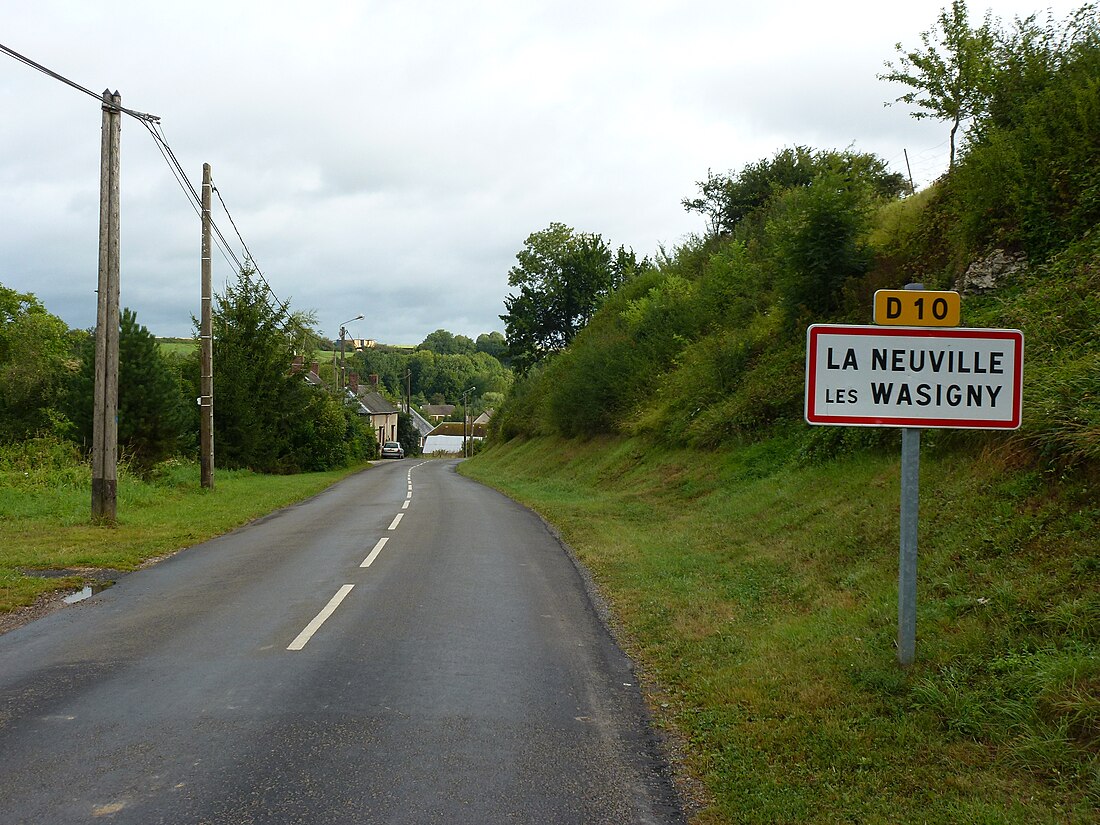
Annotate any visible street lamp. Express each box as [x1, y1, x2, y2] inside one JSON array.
[[462, 385, 476, 458], [337, 314, 364, 392]]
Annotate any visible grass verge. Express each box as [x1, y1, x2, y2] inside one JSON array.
[[0, 437, 369, 615], [462, 435, 1099, 824]]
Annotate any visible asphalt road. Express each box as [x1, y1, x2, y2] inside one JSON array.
[[0, 459, 684, 824]]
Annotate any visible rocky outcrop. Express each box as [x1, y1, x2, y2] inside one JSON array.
[[956, 249, 1027, 294]]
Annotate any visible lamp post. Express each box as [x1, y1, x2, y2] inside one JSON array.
[[337, 314, 364, 393], [462, 385, 476, 458]]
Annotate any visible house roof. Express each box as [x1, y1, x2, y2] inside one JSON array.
[[473, 409, 494, 425], [409, 408, 435, 437], [359, 391, 400, 415]]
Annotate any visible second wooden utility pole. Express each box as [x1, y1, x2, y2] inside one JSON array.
[[200, 163, 215, 489], [92, 90, 122, 523]]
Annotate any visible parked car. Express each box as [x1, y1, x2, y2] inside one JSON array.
[[380, 441, 405, 459]]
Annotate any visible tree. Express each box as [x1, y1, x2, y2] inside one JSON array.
[[419, 329, 475, 355], [0, 284, 78, 442], [879, 0, 997, 168], [683, 148, 907, 237], [500, 223, 642, 373], [768, 170, 874, 324], [286, 309, 322, 356], [68, 308, 190, 471], [396, 411, 422, 457], [946, 4, 1100, 257], [211, 266, 366, 473], [475, 331, 507, 361]]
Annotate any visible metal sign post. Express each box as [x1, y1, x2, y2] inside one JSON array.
[[897, 285, 923, 668], [898, 426, 920, 666], [804, 286, 1024, 667]]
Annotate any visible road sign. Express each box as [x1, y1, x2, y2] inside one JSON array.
[[805, 324, 1023, 429], [874, 289, 961, 326]]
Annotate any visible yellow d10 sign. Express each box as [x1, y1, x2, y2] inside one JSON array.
[[874, 290, 961, 327]]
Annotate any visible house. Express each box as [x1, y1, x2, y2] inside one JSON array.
[[407, 407, 435, 449], [473, 409, 494, 426], [360, 392, 400, 445], [422, 421, 487, 454], [421, 404, 456, 422], [347, 373, 400, 445], [292, 360, 400, 447]]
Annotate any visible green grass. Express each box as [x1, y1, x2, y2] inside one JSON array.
[[0, 438, 369, 613], [462, 435, 1100, 823]]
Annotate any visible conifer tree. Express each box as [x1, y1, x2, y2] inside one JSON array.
[[68, 307, 189, 470]]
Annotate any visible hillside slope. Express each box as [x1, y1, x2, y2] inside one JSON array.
[[462, 435, 1099, 822]]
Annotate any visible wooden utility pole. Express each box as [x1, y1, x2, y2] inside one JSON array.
[[199, 163, 215, 489], [92, 90, 122, 523]]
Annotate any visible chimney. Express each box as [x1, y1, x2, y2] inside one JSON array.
[[310, 361, 319, 376], [369, 373, 379, 387], [290, 355, 304, 374], [349, 372, 359, 393]]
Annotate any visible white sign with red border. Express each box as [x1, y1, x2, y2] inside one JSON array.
[[805, 325, 1024, 429]]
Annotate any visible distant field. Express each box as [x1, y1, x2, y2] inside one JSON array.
[[156, 338, 196, 358], [153, 341, 411, 362]]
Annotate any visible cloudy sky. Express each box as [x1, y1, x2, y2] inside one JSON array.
[[0, 0, 1081, 345]]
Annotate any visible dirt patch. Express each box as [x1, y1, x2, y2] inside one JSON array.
[[1, 568, 129, 637]]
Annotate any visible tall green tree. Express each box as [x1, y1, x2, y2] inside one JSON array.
[[0, 284, 78, 442], [879, 0, 997, 168], [211, 266, 369, 473], [213, 268, 302, 471], [68, 308, 189, 470], [501, 223, 642, 373]]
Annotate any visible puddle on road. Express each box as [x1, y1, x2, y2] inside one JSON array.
[[21, 569, 124, 607], [63, 582, 114, 604]]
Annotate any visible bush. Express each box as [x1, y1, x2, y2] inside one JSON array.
[[768, 169, 875, 326], [0, 435, 87, 489]]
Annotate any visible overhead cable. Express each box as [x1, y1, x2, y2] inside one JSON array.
[[1, 39, 293, 313]]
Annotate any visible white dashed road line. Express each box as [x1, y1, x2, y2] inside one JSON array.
[[286, 464, 424, 652], [287, 585, 355, 651], [361, 537, 388, 568]]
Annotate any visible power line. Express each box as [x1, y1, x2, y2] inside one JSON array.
[[146, 128, 243, 274], [210, 184, 292, 317], [0, 40, 159, 123], [1, 39, 294, 316]]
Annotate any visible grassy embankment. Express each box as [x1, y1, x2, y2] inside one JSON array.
[[462, 435, 1099, 823], [0, 438, 370, 614]]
